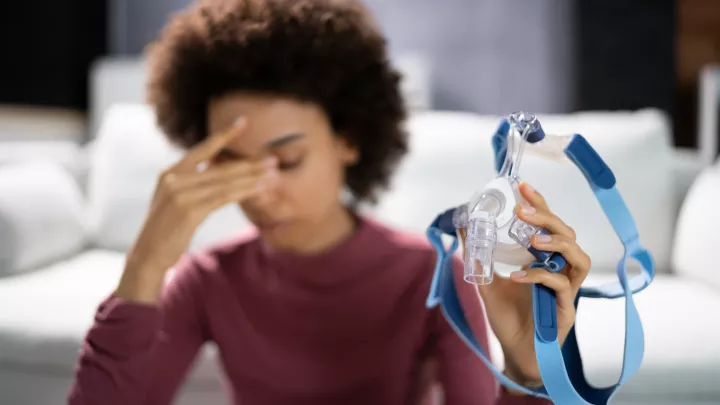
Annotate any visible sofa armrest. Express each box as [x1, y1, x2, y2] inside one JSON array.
[[0, 161, 87, 277], [672, 161, 720, 287]]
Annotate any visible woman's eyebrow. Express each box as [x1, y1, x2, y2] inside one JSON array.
[[217, 133, 305, 159], [264, 133, 305, 149]]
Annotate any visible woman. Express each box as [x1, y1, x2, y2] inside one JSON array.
[[68, 0, 591, 404]]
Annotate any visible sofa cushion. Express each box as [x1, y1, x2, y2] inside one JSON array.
[[482, 273, 720, 402], [368, 109, 676, 274], [87, 104, 252, 253], [572, 274, 720, 402], [0, 141, 87, 182], [673, 160, 720, 288], [0, 161, 87, 277]]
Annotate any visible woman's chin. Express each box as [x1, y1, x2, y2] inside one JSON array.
[[257, 221, 292, 236]]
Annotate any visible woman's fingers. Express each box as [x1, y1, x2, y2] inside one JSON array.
[[510, 267, 573, 305], [518, 182, 549, 212], [156, 164, 277, 221], [195, 173, 276, 207], [172, 157, 277, 190], [530, 234, 591, 273], [515, 204, 576, 241], [530, 233, 591, 292], [516, 182, 576, 239], [172, 117, 247, 173]]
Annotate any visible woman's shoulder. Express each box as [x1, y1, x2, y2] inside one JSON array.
[[359, 216, 463, 298], [361, 216, 449, 267], [363, 215, 466, 275]]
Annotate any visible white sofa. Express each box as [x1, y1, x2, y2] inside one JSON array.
[[1, 102, 719, 405]]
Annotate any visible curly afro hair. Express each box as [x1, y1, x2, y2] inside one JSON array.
[[146, 0, 409, 203]]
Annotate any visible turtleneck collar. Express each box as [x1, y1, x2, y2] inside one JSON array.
[[255, 214, 388, 287]]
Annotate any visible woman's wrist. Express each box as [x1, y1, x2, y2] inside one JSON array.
[[114, 250, 169, 305], [115, 267, 164, 305], [503, 361, 544, 396]]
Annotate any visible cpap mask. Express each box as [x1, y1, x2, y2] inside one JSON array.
[[453, 112, 568, 285], [425, 112, 656, 404]]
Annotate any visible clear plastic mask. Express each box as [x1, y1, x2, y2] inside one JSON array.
[[454, 111, 552, 285]]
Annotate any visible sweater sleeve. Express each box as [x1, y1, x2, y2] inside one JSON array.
[[433, 256, 552, 405], [67, 255, 209, 405]]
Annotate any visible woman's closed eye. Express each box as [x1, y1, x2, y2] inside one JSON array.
[[278, 157, 303, 170], [214, 147, 302, 170]]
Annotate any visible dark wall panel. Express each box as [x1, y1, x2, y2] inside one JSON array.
[[0, 0, 108, 110], [575, 0, 678, 144]]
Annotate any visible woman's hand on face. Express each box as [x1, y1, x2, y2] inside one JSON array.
[[460, 182, 592, 387], [116, 118, 278, 303]]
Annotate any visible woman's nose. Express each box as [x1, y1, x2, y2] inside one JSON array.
[[247, 185, 280, 209]]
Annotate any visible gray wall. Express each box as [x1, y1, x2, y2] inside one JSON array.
[[110, 0, 575, 114]]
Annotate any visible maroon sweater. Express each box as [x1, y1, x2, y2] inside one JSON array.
[[68, 216, 550, 405]]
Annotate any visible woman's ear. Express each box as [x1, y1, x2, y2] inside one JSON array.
[[336, 136, 359, 166]]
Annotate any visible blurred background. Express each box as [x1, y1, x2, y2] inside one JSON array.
[[0, 0, 719, 404]]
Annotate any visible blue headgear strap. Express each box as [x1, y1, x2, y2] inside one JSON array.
[[426, 119, 656, 404]]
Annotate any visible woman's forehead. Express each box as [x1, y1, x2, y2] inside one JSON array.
[[208, 92, 330, 153]]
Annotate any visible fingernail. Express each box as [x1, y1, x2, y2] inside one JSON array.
[[511, 270, 527, 278], [534, 234, 551, 243], [525, 183, 536, 194], [521, 206, 536, 216], [233, 117, 246, 127]]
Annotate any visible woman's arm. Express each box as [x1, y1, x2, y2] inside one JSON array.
[[67, 119, 275, 404], [67, 255, 208, 405]]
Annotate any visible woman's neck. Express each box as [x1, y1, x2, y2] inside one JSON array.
[[267, 203, 358, 256], [305, 204, 358, 254]]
